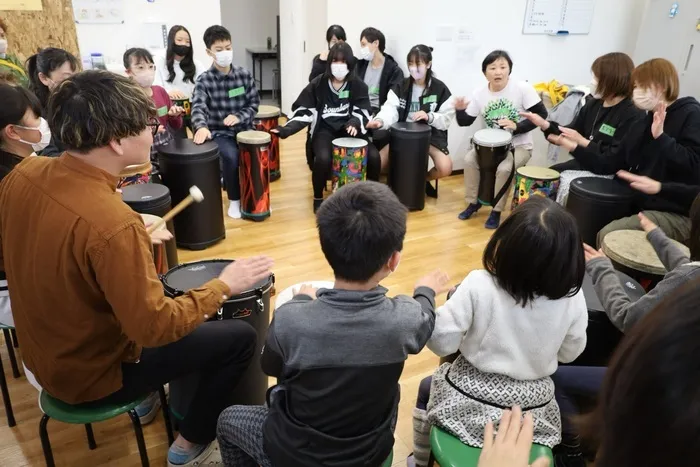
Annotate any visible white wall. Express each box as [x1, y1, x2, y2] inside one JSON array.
[[315, 0, 647, 169], [221, 0, 279, 91], [75, 0, 221, 72]]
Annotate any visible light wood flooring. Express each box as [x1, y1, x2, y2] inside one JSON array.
[[0, 130, 500, 466]]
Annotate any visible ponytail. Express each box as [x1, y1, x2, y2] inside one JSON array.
[[25, 48, 79, 108]]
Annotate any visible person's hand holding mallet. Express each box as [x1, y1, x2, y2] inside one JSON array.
[[146, 186, 204, 234]]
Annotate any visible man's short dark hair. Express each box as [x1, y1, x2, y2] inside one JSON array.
[[47, 70, 155, 153], [482, 49, 513, 75], [483, 196, 584, 306], [203, 25, 232, 49], [316, 181, 407, 282], [123, 47, 154, 70], [361, 27, 386, 53]]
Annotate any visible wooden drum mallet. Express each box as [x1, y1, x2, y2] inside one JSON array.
[[146, 186, 205, 234]]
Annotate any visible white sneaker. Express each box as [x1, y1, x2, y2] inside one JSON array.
[[227, 200, 242, 219], [167, 440, 222, 467]]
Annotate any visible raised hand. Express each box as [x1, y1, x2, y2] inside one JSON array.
[[415, 269, 451, 294], [583, 243, 606, 263], [455, 97, 469, 111], [616, 171, 661, 195], [193, 128, 212, 144], [519, 111, 548, 130], [478, 406, 550, 467], [651, 102, 667, 139], [218, 256, 275, 296], [638, 212, 658, 234]]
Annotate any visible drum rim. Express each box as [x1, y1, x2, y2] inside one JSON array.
[[237, 130, 272, 144], [332, 137, 368, 148], [473, 128, 513, 147], [120, 161, 153, 177], [121, 183, 170, 202], [516, 166, 560, 180], [162, 259, 274, 298]]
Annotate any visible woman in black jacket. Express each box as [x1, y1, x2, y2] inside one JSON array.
[[274, 43, 379, 212]]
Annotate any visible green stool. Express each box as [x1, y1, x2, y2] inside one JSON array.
[[428, 426, 554, 467], [39, 386, 173, 467], [0, 324, 20, 427], [381, 449, 393, 466]]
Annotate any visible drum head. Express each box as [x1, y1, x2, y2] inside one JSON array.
[[275, 281, 335, 309], [120, 161, 152, 178], [602, 230, 690, 275], [237, 130, 271, 145], [473, 129, 512, 147], [390, 122, 431, 134], [332, 137, 368, 149], [256, 105, 281, 118], [163, 259, 271, 296], [517, 166, 560, 180], [139, 213, 166, 232], [569, 177, 634, 201], [121, 183, 170, 204]]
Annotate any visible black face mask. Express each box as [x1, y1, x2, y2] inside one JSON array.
[[172, 44, 191, 56]]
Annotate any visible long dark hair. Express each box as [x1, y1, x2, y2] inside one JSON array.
[[166, 25, 196, 84], [25, 47, 79, 108], [0, 84, 42, 142], [482, 196, 584, 306], [405, 44, 434, 94], [324, 42, 356, 82], [580, 280, 700, 467]]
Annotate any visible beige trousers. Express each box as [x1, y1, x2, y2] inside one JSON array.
[[463, 146, 532, 212]]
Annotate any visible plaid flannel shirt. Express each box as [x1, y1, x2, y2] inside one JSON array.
[[191, 65, 260, 139]]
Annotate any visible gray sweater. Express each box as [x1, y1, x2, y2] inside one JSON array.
[[587, 228, 700, 333]]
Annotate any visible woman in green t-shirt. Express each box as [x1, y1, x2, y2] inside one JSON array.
[[0, 18, 28, 87]]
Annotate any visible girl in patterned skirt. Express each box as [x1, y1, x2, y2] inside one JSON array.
[[410, 196, 588, 467]]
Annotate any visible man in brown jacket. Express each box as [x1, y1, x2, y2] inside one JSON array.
[[0, 70, 273, 466]]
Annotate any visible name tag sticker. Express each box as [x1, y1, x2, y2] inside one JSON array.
[[423, 95, 438, 104], [228, 87, 245, 98], [157, 106, 168, 117], [599, 124, 616, 137], [339, 90, 350, 99]]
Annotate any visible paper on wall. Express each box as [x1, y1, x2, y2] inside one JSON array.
[[72, 0, 125, 24], [0, 0, 41, 10]]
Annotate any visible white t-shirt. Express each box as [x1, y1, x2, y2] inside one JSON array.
[[407, 83, 425, 122], [467, 80, 541, 149], [153, 55, 207, 99], [428, 269, 588, 381]]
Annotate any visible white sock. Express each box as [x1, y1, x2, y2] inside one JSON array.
[[227, 200, 241, 219]]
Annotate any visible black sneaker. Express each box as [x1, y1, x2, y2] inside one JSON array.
[[458, 203, 481, 220], [425, 181, 438, 198], [313, 198, 323, 213]]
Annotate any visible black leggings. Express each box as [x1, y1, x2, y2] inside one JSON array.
[[311, 126, 381, 199]]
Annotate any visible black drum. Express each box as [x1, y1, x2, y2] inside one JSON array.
[[162, 259, 275, 406], [121, 183, 179, 271], [389, 122, 432, 211], [566, 177, 634, 247], [472, 129, 513, 206], [157, 139, 225, 250], [568, 271, 645, 367]]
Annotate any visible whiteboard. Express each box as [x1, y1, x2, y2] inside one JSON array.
[[523, 0, 596, 35]]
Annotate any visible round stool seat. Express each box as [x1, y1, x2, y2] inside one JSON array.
[[430, 426, 553, 467], [602, 230, 690, 276], [39, 390, 146, 424]]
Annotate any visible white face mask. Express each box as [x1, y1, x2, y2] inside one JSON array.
[[16, 117, 52, 152], [633, 87, 661, 111], [132, 70, 155, 88], [213, 50, 233, 68], [331, 63, 349, 80], [590, 77, 602, 99], [360, 46, 374, 61], [0, 39, 7, 56], [409, 65, 427, 81]]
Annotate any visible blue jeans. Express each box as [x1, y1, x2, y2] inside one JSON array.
[[551, 366, 606, 438], [213, 135, 240, 201]]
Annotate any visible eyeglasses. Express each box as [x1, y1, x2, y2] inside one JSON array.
[[147, 117, 159, 136]]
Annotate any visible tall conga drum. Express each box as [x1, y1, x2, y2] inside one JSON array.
[[566, 178, 634, 247], [388, 122, 432, 211], [472, 129, 513, 206], [237, 130, 271, 222], [331, 138, 368, 191], [118, 161, 152, 189], [121, 183, 179, 270], [511, 166, 560, 210], [254, 105, 281, 181], [140, 213, 170, 275], [567, 271, 645, 366], [157, 139, 225, 250], [162, 259, 275, 406]]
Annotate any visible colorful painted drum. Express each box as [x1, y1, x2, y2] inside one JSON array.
[[254, 105, 281, 181], [237, 130, 272, 222], [511, 166, 560, 210], [140, 213, 169, 275], [331, 137, 368, 191], [118, 161, 152, 189]]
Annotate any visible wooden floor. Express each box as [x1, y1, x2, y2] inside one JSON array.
[[0, 130, 499, 466]]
